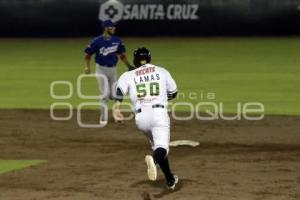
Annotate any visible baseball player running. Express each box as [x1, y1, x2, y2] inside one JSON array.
[[84, 19, 134, 125], [113, 47, 179, 190]]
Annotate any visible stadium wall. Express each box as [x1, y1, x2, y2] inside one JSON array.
[[0, 0, 300, 36]]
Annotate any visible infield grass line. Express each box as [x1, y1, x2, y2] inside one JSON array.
[[0, 160, 47, 175]]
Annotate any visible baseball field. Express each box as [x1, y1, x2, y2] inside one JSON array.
[[0, 37, 300, 200]]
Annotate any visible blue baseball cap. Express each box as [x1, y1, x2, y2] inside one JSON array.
[[102, 20, 115, 28]]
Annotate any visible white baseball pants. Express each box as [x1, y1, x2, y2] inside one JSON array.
[[135, 106, 170, 152]]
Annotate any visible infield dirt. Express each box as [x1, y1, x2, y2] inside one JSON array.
[[0, 109, 299, 200]]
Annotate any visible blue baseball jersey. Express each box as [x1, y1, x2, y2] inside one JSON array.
[[85, 35, 125, 67]]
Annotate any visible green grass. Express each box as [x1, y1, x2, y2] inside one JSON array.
[[0, 160, 47, 174], [0, 37, 299, 115]]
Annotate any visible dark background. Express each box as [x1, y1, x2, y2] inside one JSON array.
[[1, 0, 300, 37]]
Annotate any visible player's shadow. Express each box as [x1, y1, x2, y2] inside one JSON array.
[[130, 178, 194, 199]]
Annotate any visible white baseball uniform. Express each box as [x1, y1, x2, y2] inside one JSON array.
[[117, 63, 177, 151]]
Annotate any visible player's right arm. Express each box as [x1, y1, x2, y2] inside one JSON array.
[[113, 72, 130, 122], [84, 54, 92, 74], [83, 38, 98, 74]]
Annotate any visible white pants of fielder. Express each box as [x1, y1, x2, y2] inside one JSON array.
[[135, 106, 170, 153]]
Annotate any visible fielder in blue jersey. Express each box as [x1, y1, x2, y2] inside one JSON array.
[[84, 19, 134, 125]]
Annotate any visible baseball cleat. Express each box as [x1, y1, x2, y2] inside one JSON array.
[[145, 155, 157, 181], [99, 120, 108, 126], [166, 175, 179, 190]]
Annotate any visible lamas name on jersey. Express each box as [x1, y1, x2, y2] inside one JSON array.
[[134, 73, 160, 84], [134, 66, 160, 84]]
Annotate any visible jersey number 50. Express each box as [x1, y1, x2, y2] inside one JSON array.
[[136, 82, 160, 98]]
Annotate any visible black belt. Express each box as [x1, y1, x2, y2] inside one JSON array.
[[135, 104, 165, 114]]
